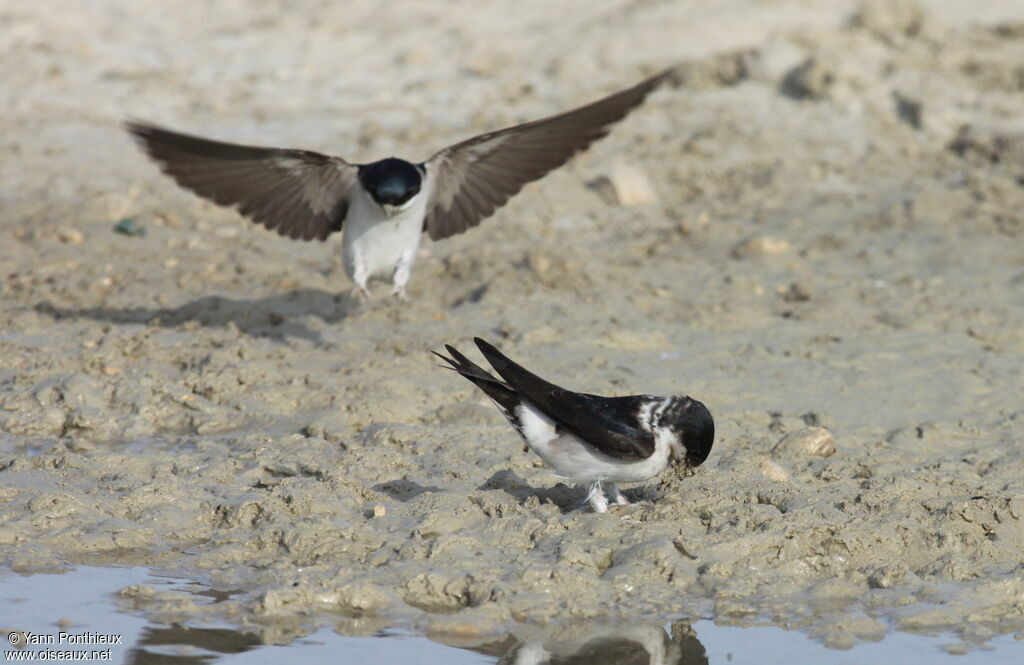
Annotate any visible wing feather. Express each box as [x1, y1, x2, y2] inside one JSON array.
[[423, 71, 670, 240], [127, 122, 358, 241], [473, 338, 656, 460]]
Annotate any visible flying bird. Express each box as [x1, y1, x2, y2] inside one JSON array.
[[127, 71, 670, 299], [435, 338, 714, 513]]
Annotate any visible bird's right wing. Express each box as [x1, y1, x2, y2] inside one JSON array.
[[127, 122, 358, 241]]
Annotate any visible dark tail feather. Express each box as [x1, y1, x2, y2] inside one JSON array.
[[434, 344, 521, 415], [473, 337, 562, 397]]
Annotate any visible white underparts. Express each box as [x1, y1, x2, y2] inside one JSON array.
[[341, 186, 428, 295], [513, 401, 677, 512]]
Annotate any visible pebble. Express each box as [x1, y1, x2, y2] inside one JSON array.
[[781, 57, 836, 100], [731, 235, 789, 258], [589, 163, 658, 206], [772, 427, 835, 459], [780, 282, 811, 303], [56, 228, 84, 244]]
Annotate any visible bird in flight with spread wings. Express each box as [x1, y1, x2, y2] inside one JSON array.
[[127, 71, 670, 299]]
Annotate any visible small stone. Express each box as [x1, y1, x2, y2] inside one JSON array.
[[113, 218, 147, 237], [527, 252, 552, 276], [781, 57, 836, 100], [119, 584, 157, 599], [731, 235, 789, 258], [773, 426, 835, 459], [102, 365, 122, 376], [588, 163, 658, 206], [779, 282, 811, 302], [894, 91, 923, 130], [57, 228, 84, 244], [373, 504, 387, 518]]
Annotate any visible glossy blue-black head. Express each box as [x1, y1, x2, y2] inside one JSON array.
[[358, 158, 423, 208], [661, 397, 715, 467]]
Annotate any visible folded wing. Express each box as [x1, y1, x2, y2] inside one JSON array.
[[473, 338, 655, 460]]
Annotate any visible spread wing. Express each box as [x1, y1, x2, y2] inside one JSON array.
[[474, 338, 655, 460], [126, 122, 358, 241], [422, 70, 670, 240]]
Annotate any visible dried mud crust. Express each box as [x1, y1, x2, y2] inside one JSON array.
[[1, 0, 1023, 649]]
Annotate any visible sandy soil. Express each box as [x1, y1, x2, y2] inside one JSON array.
[[2, 0, 1024, 652]]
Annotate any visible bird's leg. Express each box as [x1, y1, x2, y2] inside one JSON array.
[[390, 249, 416, 301], [584, 480, 609, 514], [350, 254, 371, 300], [608, 483, 630, 506]]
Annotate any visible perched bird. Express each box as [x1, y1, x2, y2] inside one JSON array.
[[127, 71, 670, 300], [435, 338, 714, 513]]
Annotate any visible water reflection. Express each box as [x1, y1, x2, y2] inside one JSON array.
[[4, 566, 1018, 664], [120, 619, 707, 665], [496, 621, 707, 665], [499, 622, 706, 665], [126, 626, 264, 665]]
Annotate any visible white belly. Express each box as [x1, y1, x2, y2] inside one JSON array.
[[515, 403, 672, 484], [341, 189, 427, 281]]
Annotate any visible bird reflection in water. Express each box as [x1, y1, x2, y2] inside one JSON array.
[[497, 621, 707, 665]]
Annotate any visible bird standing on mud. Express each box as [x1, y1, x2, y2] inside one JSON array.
[[435, 338, 714, 513], [127, 72, 669, 300]]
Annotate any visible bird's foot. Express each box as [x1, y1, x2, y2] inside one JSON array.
[[608, 483, 630, 506], [350, 285, 371, 301], [583, 481, 609, 514], [390, 284, 410, 302]]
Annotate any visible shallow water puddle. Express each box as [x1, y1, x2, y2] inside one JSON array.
[[0, 566, 1019, 664]]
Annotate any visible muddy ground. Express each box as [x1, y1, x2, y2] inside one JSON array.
[[1, 0, 1023, 653]]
